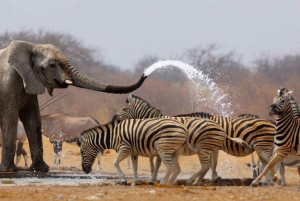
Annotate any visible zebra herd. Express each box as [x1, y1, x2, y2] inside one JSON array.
[[77, 87, 300, 187]]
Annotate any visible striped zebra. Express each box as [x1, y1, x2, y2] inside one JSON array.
[[113, 94, 252, 186], [251, 88, 300, 187], [77, 118, 190, 186], [114, 94, 286, 185], [238, 113, 285, 180]]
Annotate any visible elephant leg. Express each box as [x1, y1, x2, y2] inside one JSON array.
[[19, 103, 49, 172], [53, 141, 63, 166], [0, 111, 19, 172]]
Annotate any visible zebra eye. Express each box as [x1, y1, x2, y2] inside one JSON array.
[[80, 150, 84, 155]]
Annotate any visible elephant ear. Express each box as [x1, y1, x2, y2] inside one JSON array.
[[7, 40, 45, 95]]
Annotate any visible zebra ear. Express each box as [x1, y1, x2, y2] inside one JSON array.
[[287, 90, 293, 95], [77, 135, 83, 146], [127, 93, 133, 103]]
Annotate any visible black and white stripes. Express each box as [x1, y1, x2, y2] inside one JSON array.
[[78, 118, 188, 185], [251, 88, 300, 187]]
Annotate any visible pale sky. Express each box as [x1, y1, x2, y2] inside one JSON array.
[[1, 0, 300, 70]]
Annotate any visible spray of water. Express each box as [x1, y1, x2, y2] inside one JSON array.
[[144, 60, 232, 116]]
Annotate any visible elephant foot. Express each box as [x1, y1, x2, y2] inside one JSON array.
[[30, 160, 50, 172], [0, 163, 18, 172]]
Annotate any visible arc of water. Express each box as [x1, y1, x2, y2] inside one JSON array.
[[143, 60, 233, 116]]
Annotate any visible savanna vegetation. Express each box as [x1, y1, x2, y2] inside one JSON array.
[[1, 30, 299, 123]]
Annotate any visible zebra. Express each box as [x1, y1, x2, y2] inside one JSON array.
[[113, 94, 252, 186], [238, 113, 284, 180], [251, 88, 300, 187], [77, 118, 190, 186], [113, 93, 286, 186]]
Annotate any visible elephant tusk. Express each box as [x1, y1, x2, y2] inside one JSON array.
[[65, 80, 73, 85]]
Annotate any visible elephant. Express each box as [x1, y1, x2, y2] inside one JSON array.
[[0, 40, 147, 172]]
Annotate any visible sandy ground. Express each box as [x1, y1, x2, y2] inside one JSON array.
[[0, 136, 299, 201]]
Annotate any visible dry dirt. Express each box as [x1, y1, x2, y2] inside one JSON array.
[[0, 136, 299, 201]]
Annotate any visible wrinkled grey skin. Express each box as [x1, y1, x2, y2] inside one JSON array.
[[41, 113, 101, 167], [0, 121, 28, 167], [0, 40, 147, 172]]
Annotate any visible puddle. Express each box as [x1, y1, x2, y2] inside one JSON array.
[[0, 177, 106, 186]]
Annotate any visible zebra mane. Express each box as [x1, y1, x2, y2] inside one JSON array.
[[128, 94, 161, 113], [174, 111, 213, 118], [238, 114, 260, 119]]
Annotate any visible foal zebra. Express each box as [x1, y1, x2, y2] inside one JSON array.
[[114, 94, 286, 185], [78, 118, 189, 185], [251, 88, 300, 187], [113, 94, 252, 185]]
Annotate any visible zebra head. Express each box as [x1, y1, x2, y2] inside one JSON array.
[[268, 90, 293, 117], [77, 134, 100, 173], [113, 93, 163, 121], [112, 105, 131, 121]]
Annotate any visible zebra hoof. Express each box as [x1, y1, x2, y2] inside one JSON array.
[[148, 182, 154, 185], [120, 181, 127, 185], [185, 180, 193, 186], [213, 177, 222, 185], [250, 183, 258, 187], [262, 182, 269, 186]]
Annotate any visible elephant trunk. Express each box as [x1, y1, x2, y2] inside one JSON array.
[[70, 69, 147, 94]]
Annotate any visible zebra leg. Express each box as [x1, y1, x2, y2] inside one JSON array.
[[193, 151, 211, 186], [251, 152, 286, 187], [297, 166, 300, 183], [210, 150, 220, 183], [15, 141, 24, 166], [186, 154, 202, 186], [114, 151, 131, 185], [278, 161, 286, 186], [149, 156, 155, 175], [127, 156, 130, 169], [167, 149, 182, 185], [97, 152, 102, 170], [148, 156, 161, 184], [257, 151, 277, 185], [131, 154, 139, 186], [53, 141, 62, 166], [158, 153, 174, 185], [21, 148, 28, 167]]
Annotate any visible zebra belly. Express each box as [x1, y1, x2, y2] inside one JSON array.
[[284, 155, 300, 167], [221, 141, 254, 157]]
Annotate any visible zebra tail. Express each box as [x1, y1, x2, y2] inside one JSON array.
[[226, 136, 253, 150], [186, 139, 199, 153]]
